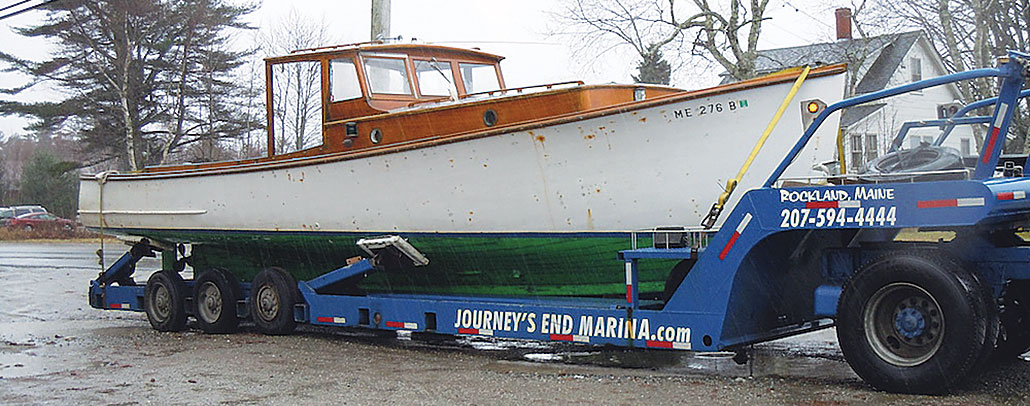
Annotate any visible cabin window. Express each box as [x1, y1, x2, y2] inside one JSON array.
[[459, 63, 500, 94], [364, 57, 412, 95], [329, 58, 362, 101], [414, 59, 453, 97], [269, 61, 323, 154]]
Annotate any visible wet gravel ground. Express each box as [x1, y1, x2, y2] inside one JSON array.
[[2, 242, 1030, 405]]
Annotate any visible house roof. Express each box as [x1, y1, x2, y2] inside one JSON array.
[[841, 103, 886, 127], [746, 31, 922, 86], [724, 30, 924, 127]]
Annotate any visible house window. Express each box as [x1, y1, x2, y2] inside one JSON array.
[[910, 57, 922, 82], [961, 138, 971, 155], [850, 133, 880, 170], [864, 134, 878, 162], [850, 134, 863, 170]]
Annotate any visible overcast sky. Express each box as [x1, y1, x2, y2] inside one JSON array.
[[0, 0, 850, 138]]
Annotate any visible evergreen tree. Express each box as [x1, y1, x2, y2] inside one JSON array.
[[19, 149, 78, 218], [0, 0, 258, 170], [632, 48, 671, 85]]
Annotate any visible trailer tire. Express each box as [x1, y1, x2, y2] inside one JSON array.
[[837, 252, 988, 394], [662, 259, 696, 303], [144, 271, 188, 332], [194, 268, 242, 334], [996, 281, 1030, 359], [250, 267, 300, 335], [862, 145, 963, 181]]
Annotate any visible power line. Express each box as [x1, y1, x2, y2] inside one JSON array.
[[0, 0, 33, 13], [782, 0, 833, 30], [0, 0, 61, 22]]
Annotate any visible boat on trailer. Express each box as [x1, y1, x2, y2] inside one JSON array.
[[79, 41, 846, 297]]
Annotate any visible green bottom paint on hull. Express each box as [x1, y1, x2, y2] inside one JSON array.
[[136, 230, 678, 297]]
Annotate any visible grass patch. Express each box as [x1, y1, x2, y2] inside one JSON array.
[[0, 226, 102, 241]]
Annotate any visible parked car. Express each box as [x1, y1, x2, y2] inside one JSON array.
[[11, 205, 47, 217], [0, 207, 13, 226], [7, 212, 76, 231]]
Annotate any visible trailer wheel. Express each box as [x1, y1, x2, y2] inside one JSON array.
[[996, 281, 1030, 358], [194, 268, 242, 334], [837, 252, 989, 394], [144, 271, 188, 332], [250, 267, 300, 335]]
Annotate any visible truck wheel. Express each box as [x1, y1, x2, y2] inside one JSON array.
[[194, 268, 242, 334], [250, 267, 300, 335], [837, 252, 989, 394], [144, 271, 188, 332], [996, 281, 1030, 358]]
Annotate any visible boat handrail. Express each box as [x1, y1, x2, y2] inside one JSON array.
[[290, 40, 387, 54], [403, 80, 585, 109], [462, 80, 584, 99]]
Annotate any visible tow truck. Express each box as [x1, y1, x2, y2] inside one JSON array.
[[88, 51, 1030, 394]]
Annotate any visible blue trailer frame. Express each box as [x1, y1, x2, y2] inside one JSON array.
[[88, 51, 1030, 394]]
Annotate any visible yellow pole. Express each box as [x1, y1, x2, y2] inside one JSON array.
[[837, 127, 847, 174]]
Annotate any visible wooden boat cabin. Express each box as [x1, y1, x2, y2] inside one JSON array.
[[141, 41, 688, 174]]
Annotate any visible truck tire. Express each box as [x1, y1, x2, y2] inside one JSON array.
[[144, 271, 188, 332], [194, 268, 242, 334], [837, 252, 989, 394], [996, 280, 1030, 359], [250, 267, 300, 335]]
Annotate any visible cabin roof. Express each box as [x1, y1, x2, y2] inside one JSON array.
[[265, 42, 505, 64]]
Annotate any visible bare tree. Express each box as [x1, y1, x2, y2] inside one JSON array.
[[261, 9, 335, 154], [551, 0, 772, 82]]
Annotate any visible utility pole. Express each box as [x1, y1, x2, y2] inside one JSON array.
[[371, 0, 391, 41]]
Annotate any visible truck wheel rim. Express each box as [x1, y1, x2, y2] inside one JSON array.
[[197, 282, 222, 323], [152, 284, 171, 321], [863, 282, 944, 367], [256, 285, 280, 322]]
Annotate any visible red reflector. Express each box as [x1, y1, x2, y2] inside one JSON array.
[[805, 201, 837, 209], [718, 232, 741, 260], [982, 127, 1001, 163], [385, 321, 404, 328], [550, 334, 573, 341], [646, 340, 673, 348], [917, 199, 957, 208]]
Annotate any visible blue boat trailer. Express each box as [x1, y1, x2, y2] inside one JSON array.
[[89, 51, 1030, 394]]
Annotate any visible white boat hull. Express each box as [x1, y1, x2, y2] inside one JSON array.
[[79, 73, 846, 235]]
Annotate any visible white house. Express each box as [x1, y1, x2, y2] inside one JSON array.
[[722, 9, 976, 173]]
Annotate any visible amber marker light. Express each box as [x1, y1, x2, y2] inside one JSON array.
[[807, 101, 821, 114]]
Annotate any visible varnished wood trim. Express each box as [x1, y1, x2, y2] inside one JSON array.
[[93, 64, 846, 181]]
